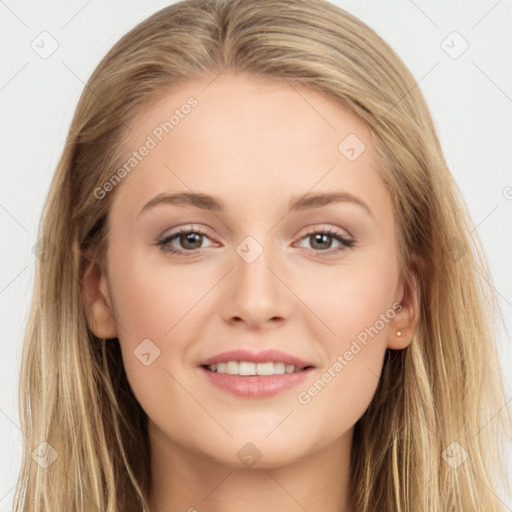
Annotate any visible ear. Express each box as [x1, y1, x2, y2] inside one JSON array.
[[387, 264, 420, 350], [80, 253, 118, 339]]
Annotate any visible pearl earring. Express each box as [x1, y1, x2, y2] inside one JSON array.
[[397, 331, 402, 336]]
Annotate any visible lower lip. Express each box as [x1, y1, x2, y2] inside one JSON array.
[[200, 366, 314, 398]]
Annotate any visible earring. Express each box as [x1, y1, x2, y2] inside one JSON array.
[[397, 331, 402, 336]]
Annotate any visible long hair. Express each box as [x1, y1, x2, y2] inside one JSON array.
[[14, 0, 511, 510]]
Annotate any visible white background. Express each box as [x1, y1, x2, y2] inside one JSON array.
[[1, 0, 511, 509]]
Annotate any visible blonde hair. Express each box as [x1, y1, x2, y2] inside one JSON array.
[[14, 0, 511, 510]]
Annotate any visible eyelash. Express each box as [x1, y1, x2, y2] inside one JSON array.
[[156, 226, 355, 256]]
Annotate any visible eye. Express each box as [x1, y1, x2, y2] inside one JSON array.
[[156, 226, 215, 254], [294, 226, 355, 255]]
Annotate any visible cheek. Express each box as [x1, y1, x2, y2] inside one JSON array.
[[108, 247, 216, 342], [294, 277, 392, 443], [292, 257, 397, 431], [106, 249, 218, 413], [295, 344, 387, 448], [297, 252, 398, 346]]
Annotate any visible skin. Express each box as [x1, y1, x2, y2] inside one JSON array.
[[82, 72, 418, 512]]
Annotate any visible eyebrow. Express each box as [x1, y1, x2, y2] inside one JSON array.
[[138, 191, 374, 218]]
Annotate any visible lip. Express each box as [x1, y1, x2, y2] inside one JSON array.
[[200, 366, 315, 398], [197, 348, 316, 399], [198, 348, 315, 369]]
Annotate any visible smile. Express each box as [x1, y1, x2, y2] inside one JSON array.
[[204, 361, 311, 375]]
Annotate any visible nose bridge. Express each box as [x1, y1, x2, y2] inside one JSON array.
[[222, 232, 288, 326], [235, 232, 280, 296]]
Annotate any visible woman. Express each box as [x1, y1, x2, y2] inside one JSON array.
[[14, 0, 511, 510]]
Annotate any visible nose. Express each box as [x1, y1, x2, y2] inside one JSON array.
[[220, 239, 290, 330]]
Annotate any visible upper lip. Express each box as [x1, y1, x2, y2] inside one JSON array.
[[198, 349, 315, 369]]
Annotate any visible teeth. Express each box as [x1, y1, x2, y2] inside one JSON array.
[[226, 361, 238, 374], [206, 361, 304, 375], [238, 361, 256, 375]]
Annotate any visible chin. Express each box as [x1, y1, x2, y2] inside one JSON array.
[[195, 433, 314, 470]]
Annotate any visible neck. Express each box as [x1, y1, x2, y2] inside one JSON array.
[[148, 421, 354, 512]]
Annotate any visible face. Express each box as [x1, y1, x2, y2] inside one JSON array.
[[84, 72, 415, 469]]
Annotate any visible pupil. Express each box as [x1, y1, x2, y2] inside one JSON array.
[[313, 234, 331, 249], [182, 233, 201, 249]]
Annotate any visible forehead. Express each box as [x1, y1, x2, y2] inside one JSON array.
[[109, 72, 391, 224]]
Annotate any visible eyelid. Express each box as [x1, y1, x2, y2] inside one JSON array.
[[158, 224, 215, 241], [158, 225, 213, 240], [297, 223, 353, 240]]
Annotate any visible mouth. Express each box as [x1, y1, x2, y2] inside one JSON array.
[[198, 349, 316, 398]]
